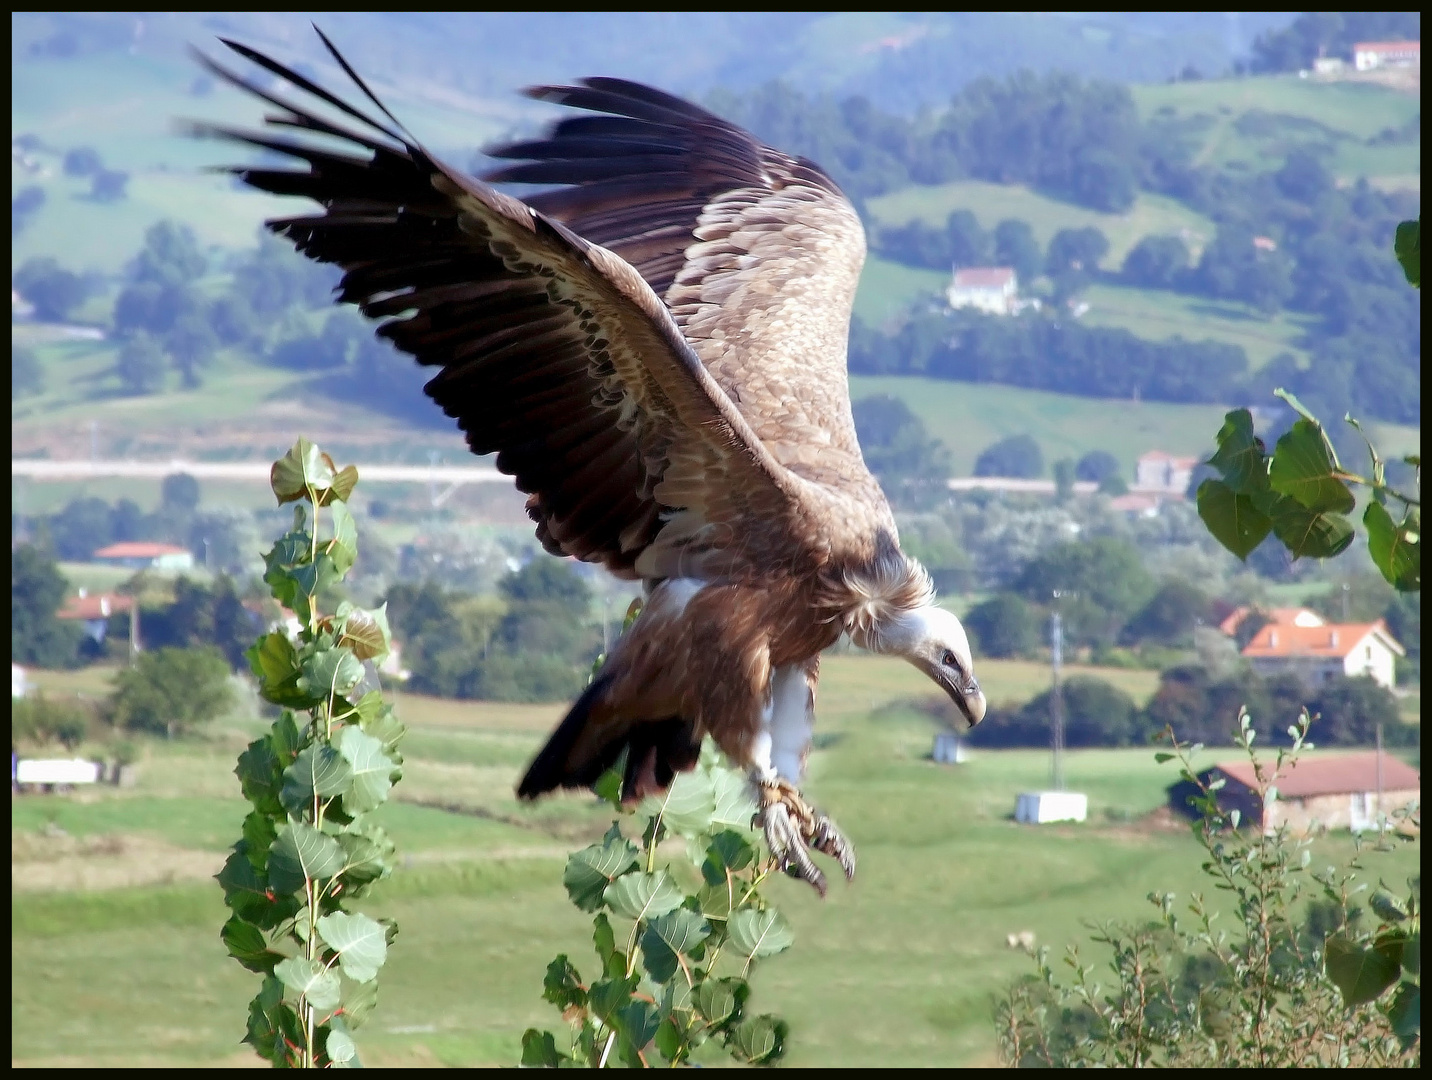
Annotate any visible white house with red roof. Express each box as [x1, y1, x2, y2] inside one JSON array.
[[1134, 450, 1198, 494], [1240, 618, 1405, 691], [92, 541, 194, 571], [947, 267, 1020, 315], [56, 589, 135, 643], [1354, 40, 1420, 71], [1217, 605, 1325, 638]]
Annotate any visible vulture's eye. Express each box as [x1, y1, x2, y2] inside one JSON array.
[[941, 649, 958, 668]]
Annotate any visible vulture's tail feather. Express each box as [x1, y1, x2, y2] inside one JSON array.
[[517, 674, 701, 802]]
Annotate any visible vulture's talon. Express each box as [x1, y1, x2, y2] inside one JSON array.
[[757, 780, 854, 896]]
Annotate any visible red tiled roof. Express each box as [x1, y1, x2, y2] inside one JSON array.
[[1214, 753, 1419, 798], [951, 267, 1015, 289], [1137, 450, 1200, 465], [1242, 620, 1404, 660], [1355, 41, 1420, 52], [57, 593, 134, 620], [92, 541, 190, 559]]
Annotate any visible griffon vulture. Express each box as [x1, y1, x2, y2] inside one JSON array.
[[193, 30, 987, 894]]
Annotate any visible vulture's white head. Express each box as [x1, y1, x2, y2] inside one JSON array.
[[843, 553, 987, 730], [867, 604, 988, 730]]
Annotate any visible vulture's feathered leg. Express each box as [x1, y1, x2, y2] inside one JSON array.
[[751, 661, 855, 896]]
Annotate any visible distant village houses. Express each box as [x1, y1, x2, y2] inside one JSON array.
[[946, 267, 1038, 316], [1353, 40, 1420, 71], [91, 541, 194, 571], [1169, 752, 1420, 835]]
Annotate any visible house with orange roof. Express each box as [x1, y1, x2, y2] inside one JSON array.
[[1240, 619, 1405, 690], [1354, 40, 1419, 71], [92, 541, 194, 571], [56, 589, 134, 643], [946, 267, 1021, 315], [1170, 752, 1420, 834]]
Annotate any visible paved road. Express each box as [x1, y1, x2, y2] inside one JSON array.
[[12, 458, 507, 485]]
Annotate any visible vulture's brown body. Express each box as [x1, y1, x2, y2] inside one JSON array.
[[196, 31, 986, 892]]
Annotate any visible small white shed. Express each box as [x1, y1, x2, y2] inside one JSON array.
[[1015, 791, 1088, 824], [932, 732, 969, 764]]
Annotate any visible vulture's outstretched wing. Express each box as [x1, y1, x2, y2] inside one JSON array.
[[192, 33, 892, 580], [487, 80, 875, 495]]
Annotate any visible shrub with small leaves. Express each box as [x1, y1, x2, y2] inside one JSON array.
[[522, 626, 794, 1067], [996, 709, 1419, 1067], [218, 439, 405, 1068]]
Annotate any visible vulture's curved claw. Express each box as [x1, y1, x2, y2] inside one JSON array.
[[757, 779, 856, 898]]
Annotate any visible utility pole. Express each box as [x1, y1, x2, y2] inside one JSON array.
[[1341, 581, 1350, 622], [1050, 591, 1065, 792], [1376, 721, 1385, 833]]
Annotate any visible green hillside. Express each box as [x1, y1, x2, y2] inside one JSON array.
[[847, 375, 1420, 479]]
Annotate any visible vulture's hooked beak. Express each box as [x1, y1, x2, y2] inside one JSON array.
[[947, 673, 987, 731]]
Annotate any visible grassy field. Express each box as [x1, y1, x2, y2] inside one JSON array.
[[1132, 74, 1421, 184], [1080, 283, 1316, 371], [848, 375, 1231, 477], [12, 653, 1418, 1067]]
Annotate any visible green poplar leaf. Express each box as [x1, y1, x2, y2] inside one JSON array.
[[336, 824, 395, 890], [1365, 502, 1420, 591], [269, 711, 305, 766], [593, 762, 624, 809], [236, 737, 284, 816], [330, 463, 360, 504], [1207, 408, 1269, 493], [727, 908, 794, 960], [288, 553, 341, 623], [222, 914, 283, 973], [694, 978, 745, 1028], [588, 975, 637, 1024], [246, 633, 320, 709], [298, 645, 364, 700], [640, 928, 681, 984], [270, 438, 333, 504], [1369, 890, 1410, 924], [563, 831, 640, 912], [316, 911, 388, 984], [324, 1026, 357, 1066], [1394, 217, 1419, 289], [728, 1014, 788, 1064], [593, 912, 625, 979], [654, 1017, 684, 1062], [358, 703, 406, 765], [521, 1028, 566, 1068], [542, 954, 587, 1010], [268, 820, 346, 895], [280, 744, 353, 816], [710, 769, 759, 831], [335, 724, 395, 813], [617, 999, 662, 1050], [274, 956, 341, 1013], [1325, 931, 1402, 1005], [1268, 419, 1354, 513], [697, 883, 734, 924], [707, 830, 755, 874], [340, 976, 378, 1030], [604, 870, 686, 922], [639, 769, 715, 835], [336, 602, 391, 662], [242, 976, 292, 1060], [641, 909, 710, 984], [218, 849, 273, 922], [325, 501, 358, 575], [241, 811, 278, 872], [1386, 982, 1420, 1048], [1197, 479, 1272, 560], [1258, 491, 1355, 560]]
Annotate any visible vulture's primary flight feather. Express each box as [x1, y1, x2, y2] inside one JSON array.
[[194, 30, 986, 894]]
